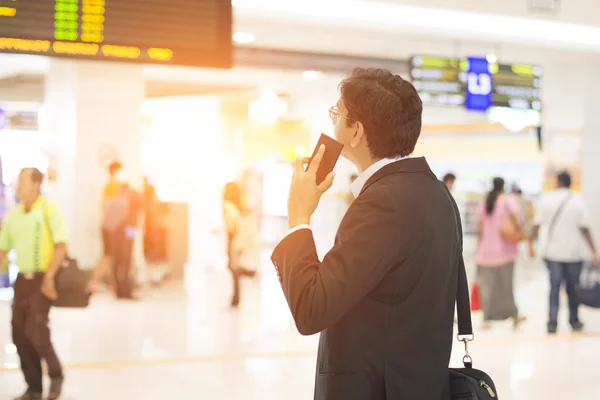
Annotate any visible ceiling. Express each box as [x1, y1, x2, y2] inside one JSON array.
[[0, 1, 598, 101]]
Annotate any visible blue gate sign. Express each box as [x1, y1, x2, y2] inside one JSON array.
[[465, 57, 493, 112]]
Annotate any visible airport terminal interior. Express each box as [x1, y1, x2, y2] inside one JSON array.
[[2, 0, 600, 399]]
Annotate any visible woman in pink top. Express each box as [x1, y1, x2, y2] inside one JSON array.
[[475, 177, 527, 330]]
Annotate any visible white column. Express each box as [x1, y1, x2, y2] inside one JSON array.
[[41, 59, 144, 267], [142, 95, 224, 272], [581, 58, 600, 243]]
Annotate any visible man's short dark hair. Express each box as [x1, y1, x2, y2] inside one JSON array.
[[557, 171, 572, 188], [22, 168, 44, 185], [443, 173, 456, 184], [109, 161, 122, 175], [339, 68, 423, 159]]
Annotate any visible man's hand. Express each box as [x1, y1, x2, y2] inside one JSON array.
[[0, 250, 7, 274], [288, 145, 336, 229], [592, 251, 599, 265], [41, 274, 58, 300], [528, 243, 536, 259]]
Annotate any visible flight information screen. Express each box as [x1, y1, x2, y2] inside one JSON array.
[[492, 63, 543, 111], [0, 0, 233, 68], [409, 56, 466, 107]]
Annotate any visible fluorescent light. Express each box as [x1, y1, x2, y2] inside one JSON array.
[[232, 0, 600, 51], [233, 31, 256, 44], [302, 70, 323, 81], [249, 91, 288, 125]]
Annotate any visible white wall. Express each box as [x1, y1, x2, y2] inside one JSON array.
[[374, 0, 598, 25]]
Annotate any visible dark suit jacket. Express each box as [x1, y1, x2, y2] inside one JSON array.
[[271, 157, 463, 400]]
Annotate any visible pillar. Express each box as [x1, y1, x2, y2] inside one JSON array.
[[581, 58, 600, 246], [42, 59, 145, 268]]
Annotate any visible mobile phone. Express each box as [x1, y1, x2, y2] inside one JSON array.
[[308, 134, 344, 185]]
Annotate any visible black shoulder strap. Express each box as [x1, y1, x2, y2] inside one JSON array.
[[547, 193, 571, 243], [447, 187, 475, 369], [452, 200, 472, 336], [456, 254, 473, 336], [444, 184, 473, 337]]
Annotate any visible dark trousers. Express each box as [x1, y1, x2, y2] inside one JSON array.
[[545, 259, 583, 326], [12, 274, 63, 394], [109, 227, 134, 298]]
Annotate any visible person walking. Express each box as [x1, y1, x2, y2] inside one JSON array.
[[443, 172, 456, 191], [529, 171, 598, 334], [0, 168, 67, 400], [223, 182, 257, 308], [475, 177, 527, 330]]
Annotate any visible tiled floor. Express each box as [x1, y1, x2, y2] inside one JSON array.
[[1, 242, 599, 400]]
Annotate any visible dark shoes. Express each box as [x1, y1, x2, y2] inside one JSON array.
[[14, 378, 63, 400], [571, 321, 585, 333], [13, 391, 42, 400], [48, 376, 64, 399], [547, 321, 584, 334]]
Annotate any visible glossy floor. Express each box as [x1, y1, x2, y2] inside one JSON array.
[[1, 247, 599, 400]]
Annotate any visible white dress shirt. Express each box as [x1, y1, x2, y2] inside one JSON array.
[[286, 156, 406, 237]]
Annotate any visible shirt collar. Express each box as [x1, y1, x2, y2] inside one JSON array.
[[18, 195, 44, 212], [350, 156, 407, 198]]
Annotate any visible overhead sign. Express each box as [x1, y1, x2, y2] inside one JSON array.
[[409, 56, 465, 107], [465, 57, 493, 112], [492, 63, 543, 111], [0, 0, 233, 68], [410, 55, 543, 113], [0, 110, 38, 131]]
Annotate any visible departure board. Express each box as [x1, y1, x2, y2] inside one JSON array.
[[0, 0, 233, 68], [409, 56, 466, 107], [492, 63, 543, 111]]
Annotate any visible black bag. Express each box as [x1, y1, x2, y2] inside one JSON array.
[[53, 256, 92, 308], [576, 262, 600, 308], [43, 203, 91, 308], [449, 254, 499, 399]]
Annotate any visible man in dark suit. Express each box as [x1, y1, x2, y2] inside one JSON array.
[[271, 68, 462, 400]]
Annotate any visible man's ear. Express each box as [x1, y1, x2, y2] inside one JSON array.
[[350, 121, 365, 148]]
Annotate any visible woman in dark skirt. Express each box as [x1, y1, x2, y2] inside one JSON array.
[[475, 177, 527, 330]]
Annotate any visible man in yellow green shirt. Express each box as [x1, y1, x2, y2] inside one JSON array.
[[0, 168, 67, 400]]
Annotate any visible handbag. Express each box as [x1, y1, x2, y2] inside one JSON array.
[[43, 203, 91, 308], [576, 262, 600, 308], [450, 255, 499, 399], [500, 198, 524, 244]]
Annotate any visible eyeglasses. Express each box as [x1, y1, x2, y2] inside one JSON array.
[[329, 106, 348, 123]]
